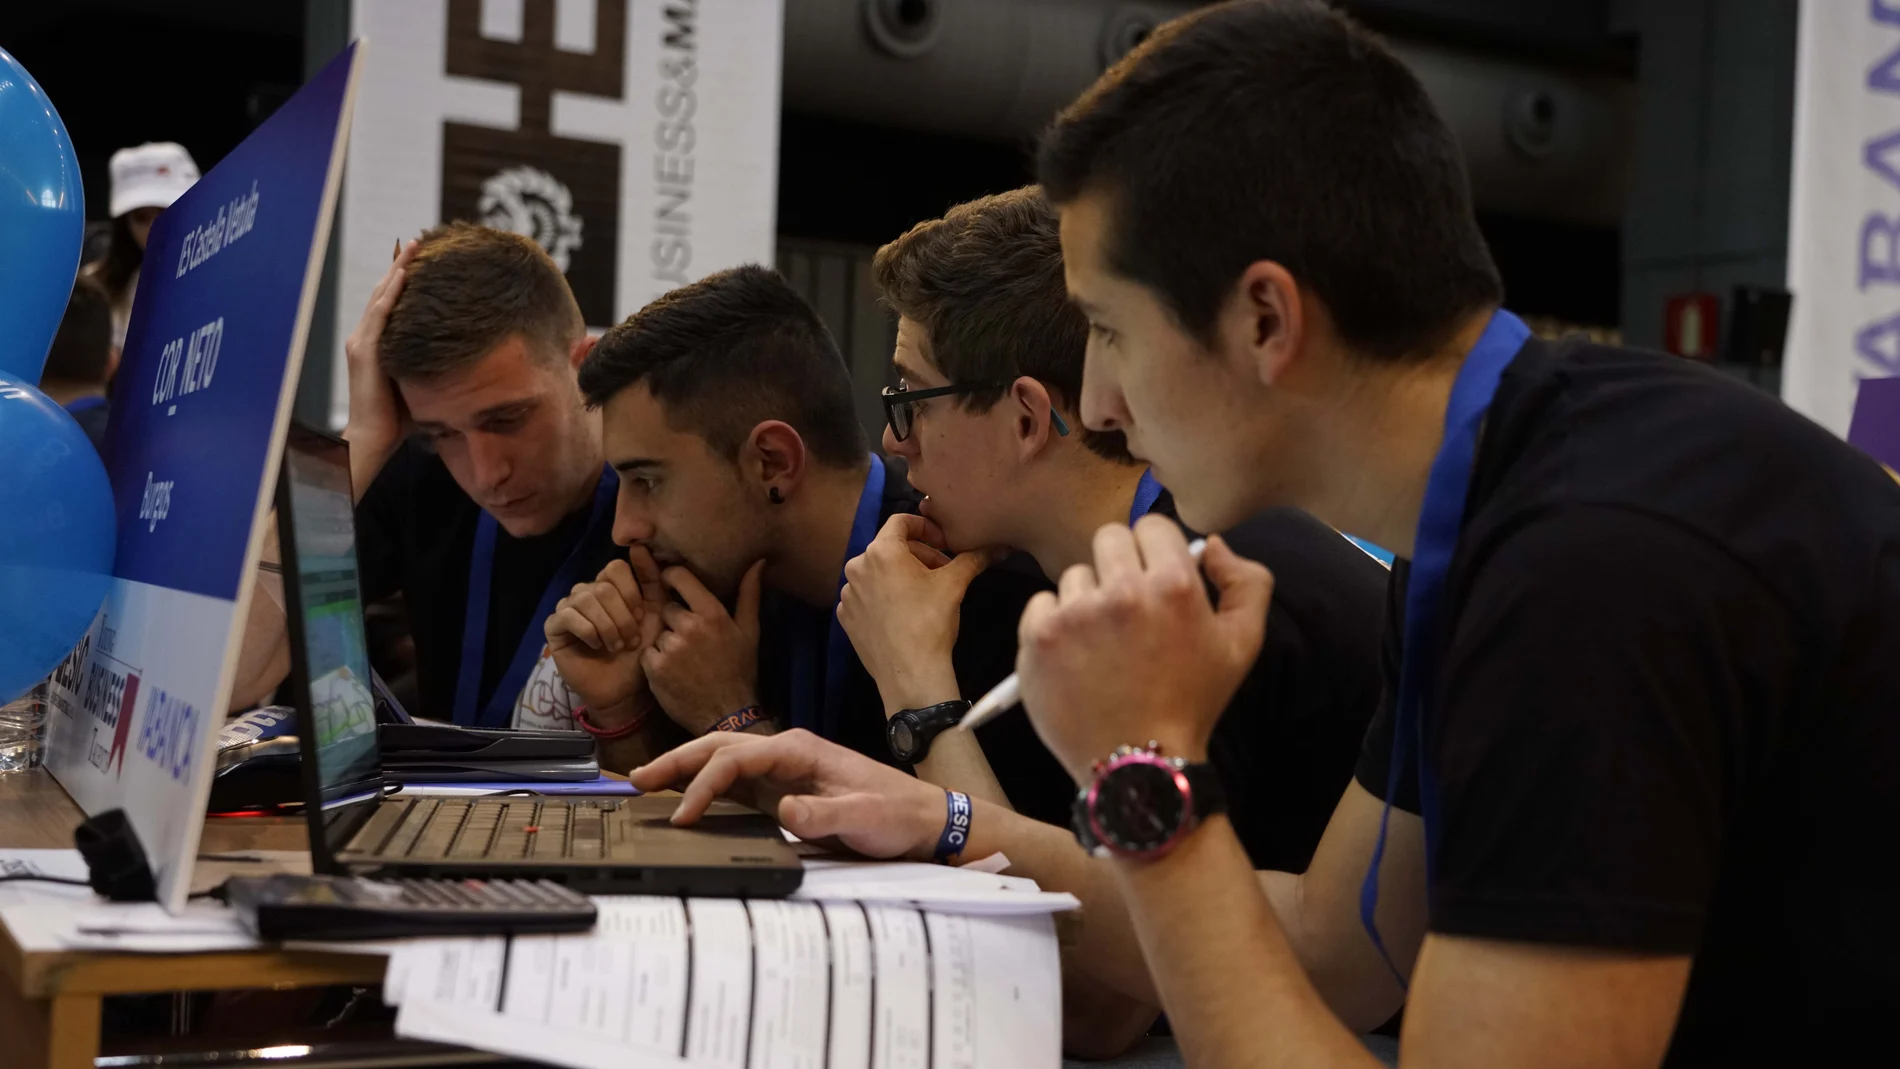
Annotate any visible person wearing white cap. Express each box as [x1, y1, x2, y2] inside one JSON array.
[[81, 141, 200, 352]]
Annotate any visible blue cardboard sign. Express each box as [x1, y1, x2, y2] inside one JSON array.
[[104, 46, 358, 602], [45, 44, 361, 913]]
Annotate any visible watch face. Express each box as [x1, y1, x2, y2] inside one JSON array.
[[1093, 762, 1186, 853], [890, 718, 916, 759]]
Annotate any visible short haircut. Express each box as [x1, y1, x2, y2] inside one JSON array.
[[873, 186, 1132, 463], [44, 274, 114, 384], [379, 222, 584, 379], [579, 265, 869, 468], [1038, 0, 1503, 361]]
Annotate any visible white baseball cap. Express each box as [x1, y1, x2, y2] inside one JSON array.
[[108, 142, 200, 218]]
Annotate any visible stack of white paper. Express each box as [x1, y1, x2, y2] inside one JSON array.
[[0, 848, 1073, 1068], [793, 857, 1081, 914], [385, 897, 1065, 1069]]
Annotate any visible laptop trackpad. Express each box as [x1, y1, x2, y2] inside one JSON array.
[[611, 796, 793, 864]]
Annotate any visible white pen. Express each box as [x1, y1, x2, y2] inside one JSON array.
[[957, 538, 1209, 732]]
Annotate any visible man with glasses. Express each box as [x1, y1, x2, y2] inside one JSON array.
[[844, 188, 1387, 881], [538, 265, 1049, 775]]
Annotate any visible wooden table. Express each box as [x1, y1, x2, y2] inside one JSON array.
[[0, 770, 387, 1068]]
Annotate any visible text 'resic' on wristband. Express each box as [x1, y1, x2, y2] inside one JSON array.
[[935, 790, 972, 863]]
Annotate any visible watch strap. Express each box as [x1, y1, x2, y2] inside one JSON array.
[[1182, 761, 1227, 824], [888, 700, 971, 763]]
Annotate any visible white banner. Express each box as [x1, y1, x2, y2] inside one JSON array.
[[1785, 0, 1900, 436], [334, 0, 785, 429]]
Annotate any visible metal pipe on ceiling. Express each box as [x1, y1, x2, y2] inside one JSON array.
[[782, 0, 1633, 226]]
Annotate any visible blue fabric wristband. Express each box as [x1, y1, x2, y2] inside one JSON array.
[[709, 705, 763, 734], [935, 790, 972, 863]]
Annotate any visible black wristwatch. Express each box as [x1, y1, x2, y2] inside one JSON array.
[[1071, 742, 1227, 860], [887, 700, 971, 764]]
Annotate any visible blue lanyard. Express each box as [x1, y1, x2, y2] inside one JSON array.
[[1129, 468, 1164, 524], [452, 466, 619, 727], [1358, 309, 1530, 985], [789, 455, 887, 737], [64, 395, 107, 415]]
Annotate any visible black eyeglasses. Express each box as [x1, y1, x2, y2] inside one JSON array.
[[880, 380, 1072, 442]]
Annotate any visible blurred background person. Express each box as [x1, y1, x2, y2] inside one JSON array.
[[39, 274, 117, 454], [82, 140, 199, 355]]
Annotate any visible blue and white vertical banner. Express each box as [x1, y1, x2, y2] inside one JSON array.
[[42, 46, 362, 912], [334, 0, 784, 428], [1785, 1, 1900, 436]]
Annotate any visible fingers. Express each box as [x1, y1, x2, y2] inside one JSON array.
[[778, 791, 882, 844], [355, 242, 417, 353], [628, 730, 755, 792], [1018, 589, 1060, 650], [597, 559, 643, 610], [1130, 514, 1195, 582], [1091, 522, 1144, 585], [592, 583, 642, 651], [880, 512, 947, 550], [1203, 534, 1275, 645], [940, 548, 992, 592], [626, 545, 668, 606], [1057, 562, 1097, 602], [735, 559, 765, 640], [663, 565, 723, 616], [545, 602, 603, 650], [568, 585, 637, 651], [905, 541, 953, 568], [660, 601, 691, 633], [670, 732, 821, 824]]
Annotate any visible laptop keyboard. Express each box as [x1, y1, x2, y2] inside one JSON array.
[[345, 798, 620, 861]]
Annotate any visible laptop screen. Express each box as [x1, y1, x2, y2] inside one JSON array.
[[280, 425, 382, 817]]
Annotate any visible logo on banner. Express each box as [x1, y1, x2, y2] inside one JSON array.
[[139, 686, 201, 783], [78, 647, 143, 778], [479, 166, 584, 271], [442, 0, 625, 327], [47, 632, 91, 719]]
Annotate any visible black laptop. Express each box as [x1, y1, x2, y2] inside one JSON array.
[[275, 423, 802, 896]]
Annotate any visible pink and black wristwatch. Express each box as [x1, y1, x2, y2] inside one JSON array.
[[1071, 742, 1226, 860]]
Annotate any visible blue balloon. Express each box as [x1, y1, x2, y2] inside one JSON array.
[[0, 46, 84, 383], [0, 379, 115, 702]]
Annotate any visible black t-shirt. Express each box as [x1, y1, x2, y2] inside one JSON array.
[[804, 467, 1387, 873], [1354, 335, 1900, 1060], [356, 438, 623, 722], [1174, 496, 1389, 873]]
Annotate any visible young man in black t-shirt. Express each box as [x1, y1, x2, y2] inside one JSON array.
[[630, 2, 1899, 1065], [240, 223, 626, 732], [848, 186, 1384, 870], [540, 266, 1036, 773]]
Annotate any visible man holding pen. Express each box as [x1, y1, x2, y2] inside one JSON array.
[[636, 1, 1900, 1065]]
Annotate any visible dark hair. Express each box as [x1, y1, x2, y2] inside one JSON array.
[[43, 275, 114, 384], [380, 222, 583, 379], [873, 186, 1132, 463], [1038, 0, 1502, 361], [91, 216, 143, 300], [579, 265, 869, 468]]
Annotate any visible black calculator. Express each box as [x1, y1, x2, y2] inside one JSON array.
[[224, 874, 599, 940]]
